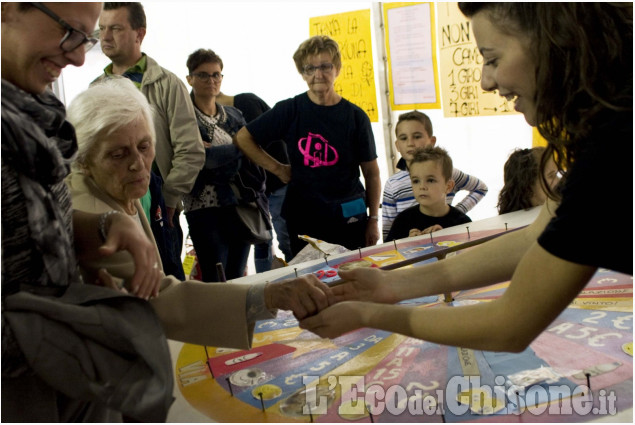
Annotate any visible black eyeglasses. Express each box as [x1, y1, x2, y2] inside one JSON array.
[[30, 2, 98, 52], [302, 63, 334, 76], [191, 72, 224, 83]]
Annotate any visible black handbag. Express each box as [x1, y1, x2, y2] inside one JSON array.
[[235, 201, 272, 244]]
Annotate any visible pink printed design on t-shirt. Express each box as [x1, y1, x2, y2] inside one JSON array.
[[298, 132, 339, 168]]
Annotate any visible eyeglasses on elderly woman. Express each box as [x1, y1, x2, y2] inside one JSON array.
[[29, 2, 98, 52], [302, 63, 334, 76]]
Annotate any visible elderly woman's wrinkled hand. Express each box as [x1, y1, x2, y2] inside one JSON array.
[[264, 274, 335, 320], [98, 212, 162, 300]]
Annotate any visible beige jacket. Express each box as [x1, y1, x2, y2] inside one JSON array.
[[93, 54, 205, 209], [67, 172, 255, 349]]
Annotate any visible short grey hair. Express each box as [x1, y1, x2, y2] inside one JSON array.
[[66, 77, 155, 170]]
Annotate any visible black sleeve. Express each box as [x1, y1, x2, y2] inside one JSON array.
[[385, 210, 411, 242], [538, 114, 632, 274], [234, 93, 271, 123], [245, 98, 293, 147], [352, 105, 378, 163]]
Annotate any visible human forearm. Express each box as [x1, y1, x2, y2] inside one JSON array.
[[150, 279, 253, 349], [450, 168, 488, 213], [299, 299, 514, 351], [361, 161, 381, 245], [234, 127, 288, 180], [384, 202, 553, 301], [366, 178, 381, 217], [309, 252, 582, 353], [357, 298, 520, 351], [161, 141, 205, 208], [361, 162, 381, 217], [73, 210, 161, 299], [334, 230, 528, 304], [390, 227, 529, 300], [406, 243, 595, 351]]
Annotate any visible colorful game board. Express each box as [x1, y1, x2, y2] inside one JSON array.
[[175, 211, 633, 422], [273, 226, 513, 286]]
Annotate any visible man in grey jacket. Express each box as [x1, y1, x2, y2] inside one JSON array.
[[94, 2, 204, 279]]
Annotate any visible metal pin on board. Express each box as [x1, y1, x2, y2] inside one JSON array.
[[359, 247, 362, 259], [226, 377, 234, 397], [324, 255, 329, 266], [466, 226, 470, 239], [393, 240, 398, 250], [204, 346, 214, 378], [259, 392, 265, 412], [294, 268, 298, 277], [505, 222, 508, 231], [586, 372, 592, 392], [216, 262, 226, 282], [430, 232, 434, 244], [366, 404, 374, 423]]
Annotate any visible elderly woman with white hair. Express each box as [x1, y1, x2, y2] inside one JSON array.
[[66, 78, 334, 348]]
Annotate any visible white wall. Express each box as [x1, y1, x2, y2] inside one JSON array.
[[61, 1, 532, 227]]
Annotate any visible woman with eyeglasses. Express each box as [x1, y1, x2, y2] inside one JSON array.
[[184, 48, 269, 282], [235, 35, 381, 258], [1, 2, 169, 421]]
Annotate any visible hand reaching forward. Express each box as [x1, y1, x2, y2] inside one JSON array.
[[264, 274, 335, 320], [299, 301, 367, 339], [331, 268, 399, 304]]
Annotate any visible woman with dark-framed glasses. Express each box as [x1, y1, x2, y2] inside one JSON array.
[[183, 48, 270, 282], [2, 2, 168, 421], [235, 35, 381, 258]]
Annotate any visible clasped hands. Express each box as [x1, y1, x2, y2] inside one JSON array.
[[265, 267, 397, 339], [95, 213, 392, 341]]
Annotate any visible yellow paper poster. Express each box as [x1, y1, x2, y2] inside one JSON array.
[[310, 9, 378, 122], [437, 2, 519, 118]]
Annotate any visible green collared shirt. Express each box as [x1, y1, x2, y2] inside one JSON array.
[[103, 54, 147, 89]]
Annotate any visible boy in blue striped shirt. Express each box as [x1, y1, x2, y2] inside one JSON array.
[[382, 111, 488, 239]]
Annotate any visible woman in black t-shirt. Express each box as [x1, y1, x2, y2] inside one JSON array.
[[235, 35, 381, 258]]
